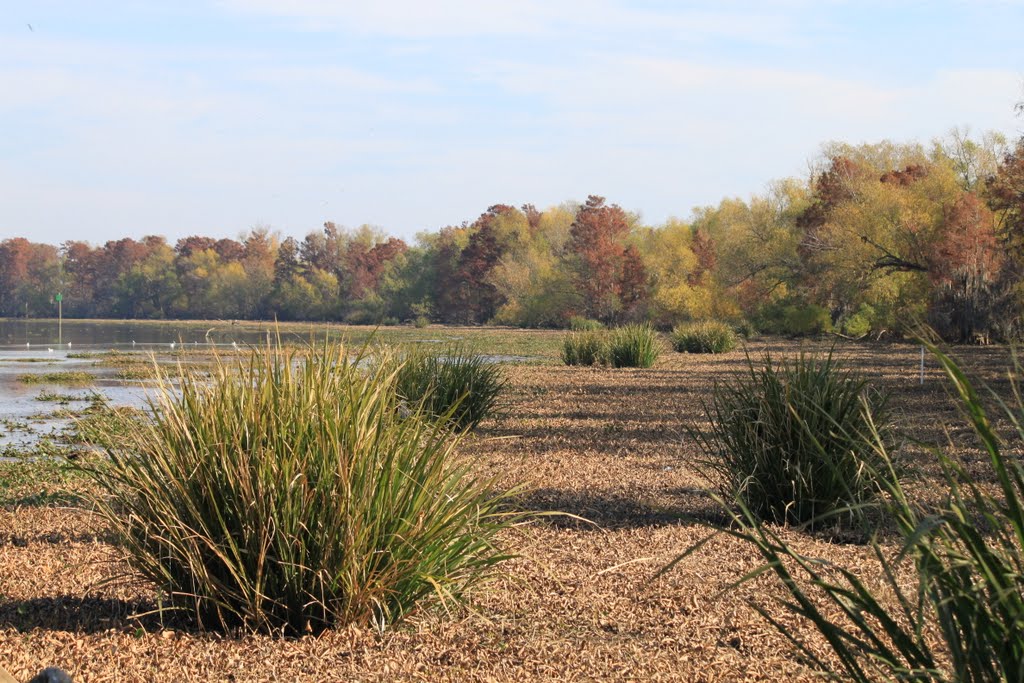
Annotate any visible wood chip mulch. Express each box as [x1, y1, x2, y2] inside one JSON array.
[[1, 340, 1003, 681]]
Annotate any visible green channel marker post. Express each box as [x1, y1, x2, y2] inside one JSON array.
[[55, 292, 62, 345]]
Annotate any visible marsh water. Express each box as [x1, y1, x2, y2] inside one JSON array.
[[0, 319, 532, 455], [0, 319, 284, 455], [0, 318, 303, 349]]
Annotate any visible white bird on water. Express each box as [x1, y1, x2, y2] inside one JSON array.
[[47, 347, 53, 353], [25, 342, 30, 348], [170, 342, 176, 349], [132, 340, 136, 347]]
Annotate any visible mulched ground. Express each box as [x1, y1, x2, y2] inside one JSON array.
[[0, 339, 1012, 681]]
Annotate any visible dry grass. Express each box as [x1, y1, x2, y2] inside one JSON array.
[[0, 338, 1012, 681]]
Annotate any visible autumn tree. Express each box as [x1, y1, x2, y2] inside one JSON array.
[[0, 239, 61, 317], [566, 195, 649, 322], [986, 136, 1024, 257], [793, 146, 945, 333], [489, 204, 578, 327], [62, 241, 104, 317], [441, 205, 525, 324], [239, 227, 278, 318], [934, 127, 1007, 192], [928, 193, 1003, 341], [113, 237, 182, 318]]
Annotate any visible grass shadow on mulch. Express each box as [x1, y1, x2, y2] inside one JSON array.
[[0, 596, 180, 634], [514, 486, 731, 530]]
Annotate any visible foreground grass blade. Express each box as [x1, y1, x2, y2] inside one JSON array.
[[675, 343, 1024, 681]]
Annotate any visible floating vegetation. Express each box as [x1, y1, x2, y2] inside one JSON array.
[[0, 458, 90, 507], [18, 371, 95, 386], [0, 419, 31, 434], [0, 437, 71, 460], [65, 404, 146, 449], [35, 390, 81, 403], [115, 366, 158, 380]]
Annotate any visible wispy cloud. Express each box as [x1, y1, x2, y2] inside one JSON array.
[[246, 65, 439, 94], [218, 0, 802, 45], [1, 1, 1021, 244]]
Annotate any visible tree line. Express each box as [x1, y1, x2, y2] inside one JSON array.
[[2, 129, 1023, 342]]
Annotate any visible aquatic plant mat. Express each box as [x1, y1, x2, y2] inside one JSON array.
[[0, 338, 1014, 681]]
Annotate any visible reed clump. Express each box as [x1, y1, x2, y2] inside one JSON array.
[[83, 341, 516, 634], [607, 323, 661, 369], [693, 351, 894, 529], [676, 346, 1024, 681], [382, 343, 505, 432], [671, 320, 737, 354]]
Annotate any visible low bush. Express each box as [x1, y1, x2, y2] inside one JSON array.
[[385, 343, 505, 432], [671, 321, 737, 354], [561, 331, 607, 366], [692, 351, 893, 529], [568, 316, 604, 332], [607, 323, 661, 369], [756, 300, 833, 337], [839, 303, 876, 338], [732, 319, 758, 340], [83, 341, 516, 634], [675, 345, 1024, 681]]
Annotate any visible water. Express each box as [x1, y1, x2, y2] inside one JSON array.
[[0, 320, 237, 456], [0, 319, 295, 350], [0, 320, 534, 456]]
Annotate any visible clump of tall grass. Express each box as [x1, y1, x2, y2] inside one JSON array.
[[674, 345, 1024, 681], [692, 351, 893, 529], [671, 321, 737, 354], [82, 341, 516, 634], [607, 323, 661, 369], [381, 343, 505, 432], [561, 331, 607, 366]]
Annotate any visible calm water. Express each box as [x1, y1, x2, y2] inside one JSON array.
[[0, 320, 263, 455], [0, 320, 531, 455], [0, 319, 297, 350]]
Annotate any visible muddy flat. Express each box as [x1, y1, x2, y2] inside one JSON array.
[[0, 338, 1011, 681]]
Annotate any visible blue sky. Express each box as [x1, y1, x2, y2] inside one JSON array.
[[3, 1, 1023, 246]]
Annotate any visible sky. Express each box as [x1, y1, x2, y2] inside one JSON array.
[[2, 1, 1023, 246]]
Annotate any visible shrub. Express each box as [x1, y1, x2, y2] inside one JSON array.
[[607, 323, 661, 369], [733, 319, 758, 340], [675, 345, 1024, 682], [82, 342, 516, 634], [568, 316, 604, 331], [561, 331, 607, 366], [384, 343, 505, 432], [756, 300, 833, 337], [692, 351, 893, 529], [839, 303, 876, 338], [671, 321, 738, 354], [784, 304, 833, 336]]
